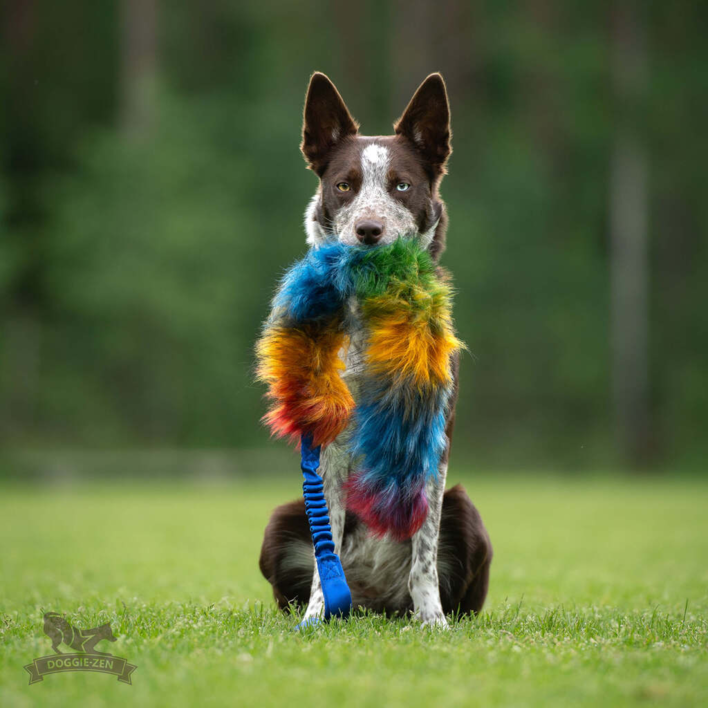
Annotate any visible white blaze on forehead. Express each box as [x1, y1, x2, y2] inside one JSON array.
[[362, 144, 389, 165], [360, 144, 391, 191]]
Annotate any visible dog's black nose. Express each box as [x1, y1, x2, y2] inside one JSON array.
[[355, 220, 384, 245]]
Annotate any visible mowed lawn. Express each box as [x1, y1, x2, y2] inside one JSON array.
[[1, 472, 706, 707]]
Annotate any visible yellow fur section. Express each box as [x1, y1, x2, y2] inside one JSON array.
[[364, 298, 462, 387]]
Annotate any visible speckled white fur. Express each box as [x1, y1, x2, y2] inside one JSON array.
[[304, 191, 326, 246], [304, 144, 439, 250], [336, 145, 417, 246]]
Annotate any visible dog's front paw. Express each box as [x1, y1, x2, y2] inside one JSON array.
[[418, 612, 449, 629]]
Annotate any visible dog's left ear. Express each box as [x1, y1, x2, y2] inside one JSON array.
[[394, 73, 451, 175], [301, 72, 359, 176]]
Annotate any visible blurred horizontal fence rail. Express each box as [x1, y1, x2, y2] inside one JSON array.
[[0, 447, 294, 483]]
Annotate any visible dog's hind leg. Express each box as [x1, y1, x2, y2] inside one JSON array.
[[409, 461, 449, 627], [300, 443, 348, 624], [437, 484, 493, 616], [260, 499, 314, 610]]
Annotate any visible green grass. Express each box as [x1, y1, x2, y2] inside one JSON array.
[[1, 472, 707, 707]]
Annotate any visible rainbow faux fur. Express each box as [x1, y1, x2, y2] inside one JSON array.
[[256, 238, 462, 541]]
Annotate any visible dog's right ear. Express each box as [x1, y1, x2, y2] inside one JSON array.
[[301, 72, 358, 176], [394, 73, 451, 176]]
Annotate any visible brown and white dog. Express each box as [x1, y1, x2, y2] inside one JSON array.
[[259, 73, 492, 627]]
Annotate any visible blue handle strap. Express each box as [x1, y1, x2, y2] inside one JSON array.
[[299, 434, 352, 623]]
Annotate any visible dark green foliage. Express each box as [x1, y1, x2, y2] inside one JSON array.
[[0, 1, 706, 468]]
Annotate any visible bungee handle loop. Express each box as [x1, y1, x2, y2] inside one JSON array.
[[298, 434, 352, 625]]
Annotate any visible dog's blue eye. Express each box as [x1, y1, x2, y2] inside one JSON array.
[[396, 182, 411, 192]]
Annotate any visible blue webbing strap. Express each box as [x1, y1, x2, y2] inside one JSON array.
[[299, 434, 352, 624]]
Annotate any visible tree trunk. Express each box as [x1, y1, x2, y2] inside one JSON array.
[[120, 0, 158, 138], [1, 0, 42, 441], [389, 0, 477, 121], [522, 0, 561, 166], [610, 0, 651, 467]]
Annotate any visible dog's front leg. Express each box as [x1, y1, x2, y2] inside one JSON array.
[[301, 443, 348, 623], [409, 461, 448, 628]]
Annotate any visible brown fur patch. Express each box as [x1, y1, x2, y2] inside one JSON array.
[[394, 73, 452, 177], [437, 484, 493, 615], [301, 72, 359, 176], [259, 499, 313, 611]]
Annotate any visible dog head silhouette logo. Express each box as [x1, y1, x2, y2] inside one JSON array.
[[24, 612, 136, 685]]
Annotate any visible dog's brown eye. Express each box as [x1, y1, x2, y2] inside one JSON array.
[[336, 182, 351, 192], [396, 182, 411, 192]]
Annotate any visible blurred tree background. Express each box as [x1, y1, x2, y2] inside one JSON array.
[[1, 0, 706, 472]]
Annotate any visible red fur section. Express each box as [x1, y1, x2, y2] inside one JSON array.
[[344, 474, 429, 541], [256, 325, 354, 448]]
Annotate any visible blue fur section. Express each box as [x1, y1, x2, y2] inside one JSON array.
[[272, 242, 351, 323], [350, 378, 449, 498], [273, 241, 391, 323]]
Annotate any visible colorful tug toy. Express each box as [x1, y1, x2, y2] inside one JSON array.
[[256, 238, 462, 622]]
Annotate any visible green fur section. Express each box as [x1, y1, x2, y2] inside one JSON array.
[[347, 238, 454, 330]]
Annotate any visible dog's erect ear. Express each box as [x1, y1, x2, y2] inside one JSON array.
[[301, 72, 358, 176], [394, 73, 451, 175]]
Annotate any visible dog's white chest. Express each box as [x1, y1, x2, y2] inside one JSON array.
[[320, 301, 368, 480], [340, 300, 368, 395]]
